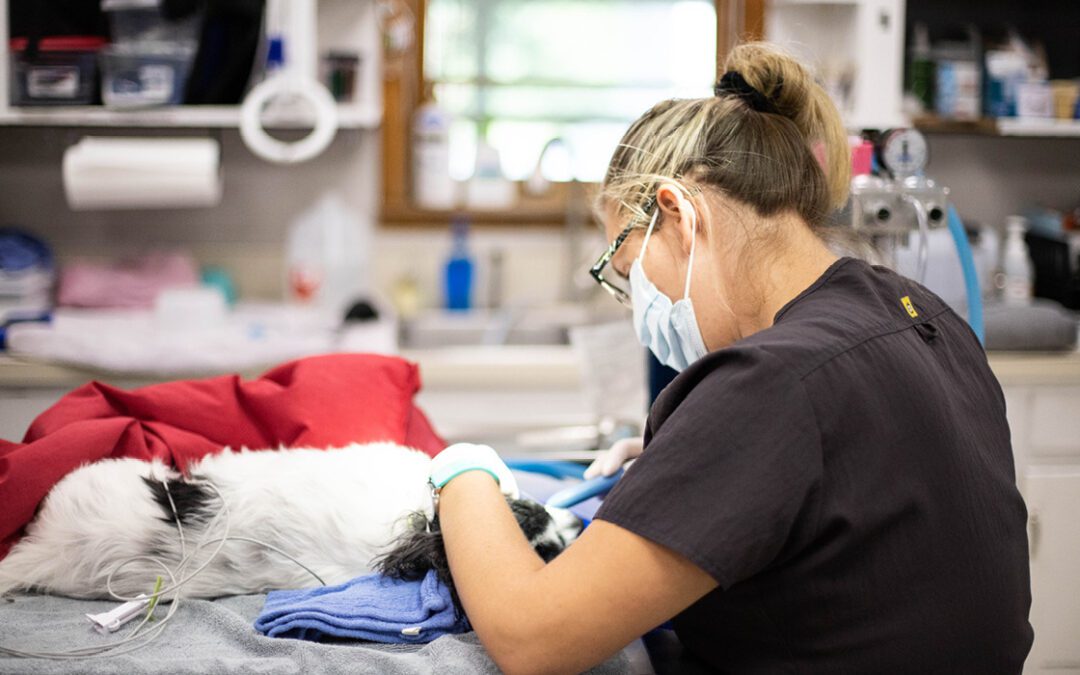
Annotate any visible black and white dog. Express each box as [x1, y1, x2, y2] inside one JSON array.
[[0, 443, 583, 608]]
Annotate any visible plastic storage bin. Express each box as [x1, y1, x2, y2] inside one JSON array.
[[102, 0, 201, 47], [100, 45, 196, 107], [9, 37, 106, 106]]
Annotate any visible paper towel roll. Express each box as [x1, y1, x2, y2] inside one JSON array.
[[62, 137, 223, 210]]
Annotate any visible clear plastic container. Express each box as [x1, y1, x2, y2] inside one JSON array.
[[101, 0, 201, 47], [9, 37, 106, 106], [100, 44, 196, 107], [1002, 216, 1034, 306]]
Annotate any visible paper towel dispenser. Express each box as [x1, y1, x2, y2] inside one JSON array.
[[62, 136, 223, 210]]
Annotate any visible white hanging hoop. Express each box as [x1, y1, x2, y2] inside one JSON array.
[[239, 76, 339, 164]]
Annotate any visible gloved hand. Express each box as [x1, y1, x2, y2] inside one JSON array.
[[430, 442, 520, 499], [583, 436, 644, 479]]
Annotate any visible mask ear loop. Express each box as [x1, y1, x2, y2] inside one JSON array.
[[637, 207, 660, 263], [683, 201, 698, 300]]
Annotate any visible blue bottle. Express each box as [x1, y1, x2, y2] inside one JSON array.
[[444, 219, 473, 311]]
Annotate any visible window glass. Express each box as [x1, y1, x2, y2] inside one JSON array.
[[425, 0, 717, 182]]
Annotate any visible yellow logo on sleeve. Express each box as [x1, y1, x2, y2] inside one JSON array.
[[901, 295, 919, 318]]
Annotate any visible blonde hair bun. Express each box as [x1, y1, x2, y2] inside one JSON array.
[[600, 40, 850, 235], [723, 42, 850, 209]]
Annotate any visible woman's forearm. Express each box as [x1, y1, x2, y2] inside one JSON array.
[[438, 470, 717, 674], [438, 471, 550, 667]]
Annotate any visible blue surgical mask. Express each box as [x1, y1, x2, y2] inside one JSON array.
[[630, 201, 709, 372]]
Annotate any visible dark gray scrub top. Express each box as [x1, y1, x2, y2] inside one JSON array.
[[596, 257, 1033, 674]]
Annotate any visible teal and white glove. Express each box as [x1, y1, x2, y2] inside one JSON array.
[[429, 442, 520, 500]]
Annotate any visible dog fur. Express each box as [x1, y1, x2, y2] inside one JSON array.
[[0, 443, 582, 605]]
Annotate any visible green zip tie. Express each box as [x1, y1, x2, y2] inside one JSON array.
[[145, 575, 164, 622]]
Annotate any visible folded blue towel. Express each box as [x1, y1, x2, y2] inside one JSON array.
[[254, 570, 469, 644]]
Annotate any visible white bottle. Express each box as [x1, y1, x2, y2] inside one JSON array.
[[1001, 215, 1034, 306], [285, 193, 370, 319], [412, 98, 456, 209]]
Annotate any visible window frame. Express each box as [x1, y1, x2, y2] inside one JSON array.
[[380, 0, 763, 227]]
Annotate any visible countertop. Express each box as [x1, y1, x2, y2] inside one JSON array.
[[1, 346, 1079, 390]]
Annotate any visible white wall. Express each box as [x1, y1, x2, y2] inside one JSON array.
[[0, 127, 1076, 308], [0, 127, 376, 300], [0, 126, 586, 308], [925, 135, 1080, 230]]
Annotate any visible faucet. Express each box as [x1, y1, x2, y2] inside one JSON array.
[[528, 137, 593, 304], [562, 179, 591, 303]]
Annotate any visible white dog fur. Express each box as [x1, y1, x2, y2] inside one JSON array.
[[0, 442, 580, 601]]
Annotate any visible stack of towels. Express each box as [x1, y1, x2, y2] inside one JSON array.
[[254, 570, 469, 644]]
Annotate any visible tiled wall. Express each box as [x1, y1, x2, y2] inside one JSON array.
[[0, 126, 375, 301], [1, 126, 1077, 309], [0, 126, 596, 309]]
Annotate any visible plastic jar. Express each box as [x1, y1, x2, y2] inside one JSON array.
[[9, 37, 106, 106], [100, 43, 196, 107], [101, 0, 201, 47]]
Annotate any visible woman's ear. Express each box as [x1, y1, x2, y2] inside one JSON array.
[[656, 183, 700, 255]]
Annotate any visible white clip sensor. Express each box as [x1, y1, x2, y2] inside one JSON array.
[[85, 595, 150, 634]]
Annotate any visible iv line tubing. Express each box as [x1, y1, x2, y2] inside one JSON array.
[[0, 480, 326, 660], [900, 194, 931, 284]]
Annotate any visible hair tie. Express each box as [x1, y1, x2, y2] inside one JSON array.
[[714, 71, 780, 115]]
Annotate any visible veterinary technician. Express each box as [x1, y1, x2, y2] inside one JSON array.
[[428, 42, 1033, 674]]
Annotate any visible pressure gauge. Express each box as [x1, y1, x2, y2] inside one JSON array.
[[879, 128, 929, 177]]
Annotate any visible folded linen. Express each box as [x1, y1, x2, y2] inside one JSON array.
[[254, 570, 468, 644]]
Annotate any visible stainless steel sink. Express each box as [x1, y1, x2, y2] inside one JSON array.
[[400, 305, 597, 349]]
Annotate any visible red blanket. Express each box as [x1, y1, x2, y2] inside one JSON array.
[[0, 353, 446, 561]]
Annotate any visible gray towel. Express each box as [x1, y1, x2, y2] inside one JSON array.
[[984, 299, 1078, 352], [0, 593, 643, 674]]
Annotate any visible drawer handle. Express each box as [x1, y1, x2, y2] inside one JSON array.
[[1028, 510, 1040, 560]]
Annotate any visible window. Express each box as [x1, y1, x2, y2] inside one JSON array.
[[380, 0, 762, 223], [425, 0, 717, 183]]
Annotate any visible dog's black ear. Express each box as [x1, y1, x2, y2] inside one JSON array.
[[373, 513, 451, 585], [373, 512, 465, 618], [142, 476, 213, 526], [507, 498, 554, 541]]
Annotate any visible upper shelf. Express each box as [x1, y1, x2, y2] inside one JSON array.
[[996, 118, 1080, 137], [0, 0, 382, 130], [0, 103, 382, 129], [914, 115, 1080, 138]]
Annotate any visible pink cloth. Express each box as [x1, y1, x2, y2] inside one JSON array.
[[57, 252, 200, 309]]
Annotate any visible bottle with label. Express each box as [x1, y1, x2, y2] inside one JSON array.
[[444, 219, 474, 311], [1001, 215, 1034, 306], [908, 22, 934, 112], [412, 85, 456, 210]]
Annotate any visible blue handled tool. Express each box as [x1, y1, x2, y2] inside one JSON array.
[[545, 469, 623, 509], [505, 459, 623, 509], [504, 459, 586, 481]]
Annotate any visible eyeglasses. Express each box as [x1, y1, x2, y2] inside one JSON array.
[[589, 221, 637, 308], [589, 187, 703, 306]]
